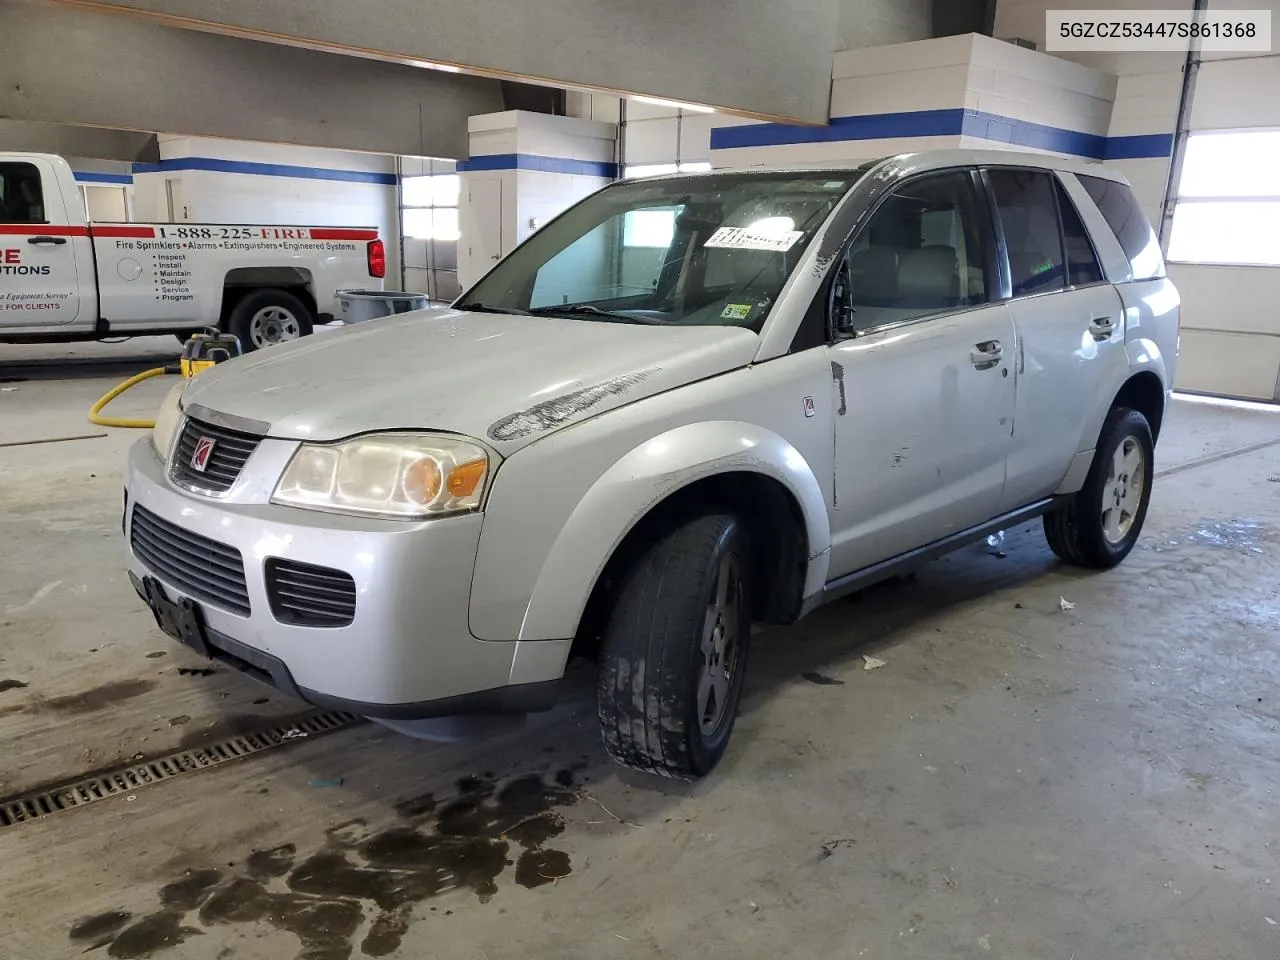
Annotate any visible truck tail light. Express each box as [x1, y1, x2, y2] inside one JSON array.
[[367, 239, 386, 279]]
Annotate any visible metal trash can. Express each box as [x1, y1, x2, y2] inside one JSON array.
[[338, 289, 432, 324]]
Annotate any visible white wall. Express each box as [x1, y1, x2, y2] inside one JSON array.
[[132, 135, 401, 286], [709, 33, 1118, 169], [65, 157, 135, 222], [457, 111, 616, 289]]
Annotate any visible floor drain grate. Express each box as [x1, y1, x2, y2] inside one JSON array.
[[0, 709, 362, 829]]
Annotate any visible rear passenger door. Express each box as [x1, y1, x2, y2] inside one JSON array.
[[984, 167, 1128, 513]]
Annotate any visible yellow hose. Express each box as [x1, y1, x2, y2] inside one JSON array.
[[88, 367, 172, 428]]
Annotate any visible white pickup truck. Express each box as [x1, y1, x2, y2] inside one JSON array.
[[0, 152, 385, 350]]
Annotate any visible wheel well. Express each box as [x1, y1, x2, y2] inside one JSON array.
[[572, 472, 810, 661], [219, 269, 317, 327], [1113, 372, 1166, 441]]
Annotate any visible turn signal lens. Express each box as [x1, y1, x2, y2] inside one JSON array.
[[447, 459, 487, 497], [272, 433, 493, 519]]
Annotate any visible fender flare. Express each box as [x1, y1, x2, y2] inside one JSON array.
[[516, 420, 832, 643]]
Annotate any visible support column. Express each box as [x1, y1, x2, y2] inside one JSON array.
[[457, 112, 617, 290]]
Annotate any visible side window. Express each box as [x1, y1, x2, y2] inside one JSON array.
[[1056, 180, 1104, 285], [988, 169, 1065, 297], [838, 171, 989, 332], [0, 162, 45, 224], [1078, 174, 1165, 281]]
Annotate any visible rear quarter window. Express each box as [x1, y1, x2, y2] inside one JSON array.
[[1078, 175, 1165, 281]]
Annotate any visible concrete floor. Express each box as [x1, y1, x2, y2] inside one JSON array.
[[2, 339, 1280, 960]]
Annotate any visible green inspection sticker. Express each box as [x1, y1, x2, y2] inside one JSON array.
[[720, 302, 754, 321]]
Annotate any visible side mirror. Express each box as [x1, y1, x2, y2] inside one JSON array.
[[831, 259, 857, 337]]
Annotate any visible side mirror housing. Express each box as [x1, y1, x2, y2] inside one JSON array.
[[830, 259, 857, 337]]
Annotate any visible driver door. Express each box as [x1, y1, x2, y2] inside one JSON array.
[[825, 169, 1016, 578]]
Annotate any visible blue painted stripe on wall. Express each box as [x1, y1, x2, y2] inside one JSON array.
[[456, 153, 618, 178], [711, 109, 968, 149], [962, 110, 1107, 158], [709, 108, 1172, 161], [1103, 133, 1175, 160], [132, 157, 398, 185], [74, 171, 133, 186]]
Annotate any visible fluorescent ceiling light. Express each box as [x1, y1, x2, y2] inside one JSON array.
[[631, 95, 715, 114]]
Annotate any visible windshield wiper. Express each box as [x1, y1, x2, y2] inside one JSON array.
[[454, 302, 530, 316], [529, 304, 666, 325]]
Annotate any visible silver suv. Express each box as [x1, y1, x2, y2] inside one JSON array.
[[124, 150, 1179, 780]]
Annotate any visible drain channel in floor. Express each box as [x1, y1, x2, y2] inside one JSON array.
[[0, 709, 362, 830]]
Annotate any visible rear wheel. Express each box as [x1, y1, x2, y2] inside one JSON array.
[[597, 512, 751, 780], [226, 288, 313, 351], [1044, 406, 1154, 568]]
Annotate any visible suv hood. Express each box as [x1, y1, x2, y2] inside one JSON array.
[[181, 309, 761, 455]]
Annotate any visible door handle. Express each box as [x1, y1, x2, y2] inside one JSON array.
[[27, 235, 67, 246], [970, 340, 1003, 370], [1089, 315, 1116, 341]]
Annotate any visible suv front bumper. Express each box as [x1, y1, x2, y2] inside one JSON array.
[[123, 438, 566, 718]]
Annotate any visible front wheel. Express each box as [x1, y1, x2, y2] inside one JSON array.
[[597, 512, 751, 780], [1044, 406, 1155, 568], [226, 288, 314, 352]]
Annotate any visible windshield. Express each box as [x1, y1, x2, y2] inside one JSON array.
[[455, 171, 861, 332]]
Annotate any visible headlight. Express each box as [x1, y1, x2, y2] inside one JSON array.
[[272, 433, 493, 519], [152, 381, 187, 461]]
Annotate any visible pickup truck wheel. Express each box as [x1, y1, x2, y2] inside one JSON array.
[[1043, 406, 1154, 568], [597, 512, 751, 780], [227, 289, 313, 351]]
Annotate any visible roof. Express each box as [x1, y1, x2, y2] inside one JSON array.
[[636, 149, 1131, 186]]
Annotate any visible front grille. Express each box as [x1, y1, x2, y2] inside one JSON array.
[[265, 558, 357, 628], [130, 505, 251, 616], [170, 416, 262, 494]]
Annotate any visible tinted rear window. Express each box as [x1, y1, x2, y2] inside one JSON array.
[[1078, 175, 1165, 281], [988, 169, 1065, 297]]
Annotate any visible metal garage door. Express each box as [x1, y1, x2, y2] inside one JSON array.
[[1165, 40, 1280, 402]]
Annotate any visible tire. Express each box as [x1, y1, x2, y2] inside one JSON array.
[[597, 512, 752, 780], [1044, 406, 1154, 568], [225, 288, 314, 352]]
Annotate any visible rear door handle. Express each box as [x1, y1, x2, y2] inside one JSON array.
[[1089, 315, 1116, 340], [27, 235, 67, 246], [970, 340, 1003, 370]]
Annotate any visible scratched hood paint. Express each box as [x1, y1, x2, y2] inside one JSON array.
[[181, 309, 761, 454]]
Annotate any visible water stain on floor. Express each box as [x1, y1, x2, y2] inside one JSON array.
[[40, 678, 156, 714], [77, 770, 581, 959], [1185, 518, 1269, 552]]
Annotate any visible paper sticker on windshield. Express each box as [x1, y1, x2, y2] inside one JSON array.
[[704, 226, 804, 252], [720, 302, 754, 321]]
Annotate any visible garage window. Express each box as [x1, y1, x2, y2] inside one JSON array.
[[0, 162, 45, 224], [402, 173, 460, 241], [1167, 130, 1280, 266]]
